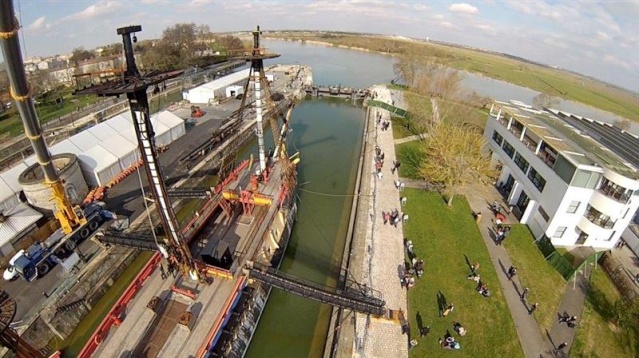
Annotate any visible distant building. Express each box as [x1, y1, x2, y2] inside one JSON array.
[[485, 100, 639, 250]]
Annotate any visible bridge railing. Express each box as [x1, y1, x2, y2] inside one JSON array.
[[367, 99, 410, 118]]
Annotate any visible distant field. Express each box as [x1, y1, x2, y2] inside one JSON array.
[[266, 32, 639, 122]]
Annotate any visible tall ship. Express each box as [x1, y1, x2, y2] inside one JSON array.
[[75, 27, 301, 357]]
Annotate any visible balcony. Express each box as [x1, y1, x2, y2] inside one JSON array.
[[584, 205, 616, 229], [537, 150, 556, 169], [598, 180, 632, 204], [522, 134, 538, 151]]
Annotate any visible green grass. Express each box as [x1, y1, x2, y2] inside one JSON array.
[[571, 268, 638, 357], [59, 251, 154, 357], [395, 140, 424, 180], [404, 189, 524, 357], [501, 225, 566, 331], [391, 115, 416, 139]]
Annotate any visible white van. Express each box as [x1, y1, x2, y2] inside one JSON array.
[[3, 250, 25, 281]]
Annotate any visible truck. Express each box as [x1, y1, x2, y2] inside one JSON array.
[[10, 202, 114, 281]]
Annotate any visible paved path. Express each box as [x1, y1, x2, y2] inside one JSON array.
[[353, 85, 408, 358]]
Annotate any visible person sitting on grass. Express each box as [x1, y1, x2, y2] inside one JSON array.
[[453, 322, 467, 336]]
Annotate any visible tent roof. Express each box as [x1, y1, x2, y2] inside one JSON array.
[[0, 177, 12, 203], [189, 68, 250, 94], [68, 130, 101, 151], [0, 202, 43, 247], [100, 135, 137, 158], [49, 139, 83, 156], [78, 145, 119, 172], [105, 114, 133, 134], [87, 122, 120, 142], [0, 162, 28, 194], [156, 110, 184, 129]]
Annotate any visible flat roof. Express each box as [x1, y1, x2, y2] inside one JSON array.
[[493, 102, 637, 178]]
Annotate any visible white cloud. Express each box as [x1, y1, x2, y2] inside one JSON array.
[[440, 21, 455, 29], [64, 1, 123, 21], [28, 16, 46, 31], [449, 3, 479, 15], [603, 54, 633, 70]]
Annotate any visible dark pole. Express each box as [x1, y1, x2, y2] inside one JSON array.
[[0, 1, 57, 181], [117, 25, 141, 77]]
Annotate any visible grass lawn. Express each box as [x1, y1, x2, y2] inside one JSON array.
[[404, 189, 524, 357], [391, 115, 416, 139], [501, 225, 566, 331], [395, 140, 423, 180], [571, 267, 638, 357]]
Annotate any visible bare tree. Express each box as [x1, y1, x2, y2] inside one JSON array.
[[393, 47, 424, 87], [418, 122, 496, 206], [532, 93, 560, 110]]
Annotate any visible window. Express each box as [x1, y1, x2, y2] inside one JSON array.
[[516, 191, 529, 212], [554, 154, 576, 184], [502, 140, 515, 158], [528, 167, 546, 192], [553, 226, 567, 238], [623, 208, 631, 219], [599, 178, 633, 203], [566, 201, 580, 214], [584, 205, 616, 229], [514, 153, 529, 174], [538, 206, 549, 221], [492, 131, 504, 146], [571, 169, 601, 189], [608, 231, 616, 241]]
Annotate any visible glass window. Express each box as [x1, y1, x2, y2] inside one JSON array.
[[584, 204, 616, 229], [599, 177, 633, 203], [553, 226, 567, 238], [566, 201, 580, 214], [571, 170, 601, 189], [514, 153, 529, 174], [492, 130, 503, 146], [527, 167, 546, 192], [502, 140, 515, 158], [554, 155, 576, 184], [538, 206, 549, 221]]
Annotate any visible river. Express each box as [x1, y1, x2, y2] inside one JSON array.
[[245, 39, 633, 357]]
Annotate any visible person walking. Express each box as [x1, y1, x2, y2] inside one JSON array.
[[520, 287, 529, 300], [555, 342, 568, 352], [159, 264, 167, 280], [507, 266, 517, 280], [528, 302, 538, 315]]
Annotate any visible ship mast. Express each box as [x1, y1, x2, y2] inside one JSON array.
[[74, 26, 198, 280]]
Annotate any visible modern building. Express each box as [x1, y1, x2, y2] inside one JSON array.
[[485, 100, 639, 250]]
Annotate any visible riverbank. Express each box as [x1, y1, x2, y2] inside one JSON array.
[[327, 85, 408, 357]]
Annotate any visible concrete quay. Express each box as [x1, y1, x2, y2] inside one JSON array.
[[330, 85, 408, 358]]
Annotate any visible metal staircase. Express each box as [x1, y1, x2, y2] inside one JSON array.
[[95, 229, 161, 251], [249, 263, 386, 316]]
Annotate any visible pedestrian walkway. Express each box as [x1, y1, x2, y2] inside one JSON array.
[[353, 85, 408, 358]]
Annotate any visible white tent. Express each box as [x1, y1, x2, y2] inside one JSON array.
[[225, 85, 244, 98], [68, 130, 101, 152], [105, 114, 133, 134], [156, 111, 186, 142], [0, 162, 28, 211], [149, 114, 173, 147], [87, 122, 120, 142], [0, 162, 28, 195], [100, 136, 139, 170], [77, 145, 121, 186], [0, 178, 17, 212], [184, 68, 250, 103], [49, 140, 83, 156]]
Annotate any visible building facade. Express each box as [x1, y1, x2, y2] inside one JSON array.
[[485, 100, 639, 250]]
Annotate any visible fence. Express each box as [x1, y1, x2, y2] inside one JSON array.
[[366, 99, 410, 118], [535, 236, 575, 279]]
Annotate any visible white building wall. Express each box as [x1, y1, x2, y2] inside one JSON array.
[[484, 111, 639, 250]]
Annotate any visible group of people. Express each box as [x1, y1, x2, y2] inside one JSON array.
[[383, 209, 405, 228], [374, 145, 385, 180], [558, 312, 578, 328], [495, 224, 511, 245], [467, 261, 491, 297], [507, 265, 517, 280]]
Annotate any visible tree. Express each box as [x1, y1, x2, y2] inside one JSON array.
[[532, 93, 560, 110], [393, 47, 424, 87], [614, 298, 639, 330], [418, 122, 496, 206], [70, 47, 94, 66], [215, 35, 245, 53]]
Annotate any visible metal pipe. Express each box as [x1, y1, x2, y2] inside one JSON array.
[[0, 1, 57, 182]]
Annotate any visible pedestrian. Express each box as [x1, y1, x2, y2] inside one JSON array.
[[160, 264, 167, 280], [395, 180, 401, 189], [382, 211, 388, 225], [471, 262, 480, 274], [520, 287, 529, 300], [402, 213, 409, 223], [529, 302, 538, 315], [400, 182, 405, 191], [555, 342, 568, 351], [380, 152, 385, 161], [558, 312, 569, 323], [507, 266, 517, 280], [401, 197, 407, 206], [420, 325, 430, 338], [442, 304, 455, 317]]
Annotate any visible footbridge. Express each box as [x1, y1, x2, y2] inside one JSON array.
[[367, 99, 409, 118], [248, 263, 386, 316]]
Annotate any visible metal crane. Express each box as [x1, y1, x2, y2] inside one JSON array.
[[73, 25, 199, 280], [0, 1, 86, 235]]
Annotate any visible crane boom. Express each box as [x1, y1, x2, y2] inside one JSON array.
[[0, 1, 85, 234]]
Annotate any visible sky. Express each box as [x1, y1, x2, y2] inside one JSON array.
[[9, 0, 639, 92]]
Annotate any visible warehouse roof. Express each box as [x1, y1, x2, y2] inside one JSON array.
[[0, 202, 43, 248], [68, 130, 101, 151], [78, 145, 119, 172], [189, 68, 250, 94]]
